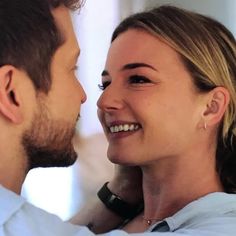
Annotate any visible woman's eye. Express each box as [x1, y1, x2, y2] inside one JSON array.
[[98, 81, 111, 91], [129, 75, 151, 84]]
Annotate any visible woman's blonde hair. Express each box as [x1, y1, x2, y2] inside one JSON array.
[[112, 5, 236, 192]]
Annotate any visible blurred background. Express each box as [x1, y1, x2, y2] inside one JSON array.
[[22, 0, 236, 220]]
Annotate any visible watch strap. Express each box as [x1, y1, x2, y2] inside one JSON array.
[[97, 182, 143, 219]]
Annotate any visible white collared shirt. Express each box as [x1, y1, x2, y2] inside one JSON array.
[[1, 185, 236, 235]]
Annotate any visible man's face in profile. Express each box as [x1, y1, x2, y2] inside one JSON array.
[[22, 6, 86, 169]]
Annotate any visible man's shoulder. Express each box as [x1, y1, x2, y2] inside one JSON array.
[[0, 185, 91, 236], [0, 185, 25, 226]]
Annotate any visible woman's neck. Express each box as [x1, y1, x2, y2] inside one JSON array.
[[140, 152, 223, 222]]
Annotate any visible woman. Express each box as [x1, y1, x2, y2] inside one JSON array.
[[96, 5, 236, 235]]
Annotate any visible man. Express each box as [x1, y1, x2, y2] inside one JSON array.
[[0, 0, 142, 235]]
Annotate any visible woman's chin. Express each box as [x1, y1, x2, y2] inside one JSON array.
[[108, 154, 137, 166]]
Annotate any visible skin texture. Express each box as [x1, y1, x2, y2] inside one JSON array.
[[97, 29, 227, 232], [22, 6, 87, 169], [98, 29, 205, 166]]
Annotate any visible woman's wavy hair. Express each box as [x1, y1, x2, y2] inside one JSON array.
[[112, 5, 236, 193]]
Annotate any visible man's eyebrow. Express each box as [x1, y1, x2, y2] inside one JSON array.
[[101, 62, 157, 77]]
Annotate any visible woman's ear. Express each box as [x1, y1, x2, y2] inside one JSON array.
[[0, 65, 23, 124], [202, 87, 230, 127]]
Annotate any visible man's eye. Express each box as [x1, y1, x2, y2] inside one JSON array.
[[98, 81, 111, 91], [72, 65, 78, 71], [129, 75, 151, 84]]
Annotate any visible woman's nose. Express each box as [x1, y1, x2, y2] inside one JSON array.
[[97, 83, 124, 112]]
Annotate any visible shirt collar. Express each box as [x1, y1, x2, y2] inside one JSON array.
[[151, 192, 236, 232], [0, 185, 25, 225]]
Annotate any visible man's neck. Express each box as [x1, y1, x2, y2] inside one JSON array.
[[0, 163, 27, 194]]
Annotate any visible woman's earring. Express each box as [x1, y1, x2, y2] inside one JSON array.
[[204, 122, 207, 130]]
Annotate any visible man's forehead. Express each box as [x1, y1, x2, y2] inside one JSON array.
[[50, 5, 80, 63], [52, 5, 79, 48], [52, 5, 73, 40]]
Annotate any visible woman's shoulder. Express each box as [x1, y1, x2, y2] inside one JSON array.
[[165, 192, 236, 234]]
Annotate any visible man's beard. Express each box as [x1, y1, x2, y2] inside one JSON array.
[[22, 101, 78, 170]]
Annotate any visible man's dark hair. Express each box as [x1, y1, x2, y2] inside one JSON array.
[[0, 0, 82, 92], [48, 0, 83, 10]]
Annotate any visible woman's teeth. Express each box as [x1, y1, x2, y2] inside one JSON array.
[[109, 124, 140, 133]]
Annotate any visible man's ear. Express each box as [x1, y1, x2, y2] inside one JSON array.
[[202, 87, 230, 127], [0, 65, 23, 124]]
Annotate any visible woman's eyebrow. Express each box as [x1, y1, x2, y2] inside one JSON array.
[[101, 62, 158, 77], [121, 62, 158, 71]]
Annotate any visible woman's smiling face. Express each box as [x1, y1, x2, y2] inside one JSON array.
[[97, 29, 205, 166]]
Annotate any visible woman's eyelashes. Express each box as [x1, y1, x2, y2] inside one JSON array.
[[98, 75, 152, 91], [98, 81, 111, 91]]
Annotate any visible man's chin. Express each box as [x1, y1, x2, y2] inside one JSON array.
[[28, 148, 78, 169]]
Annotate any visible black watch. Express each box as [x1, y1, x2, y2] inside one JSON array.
[[97, 182, 143, 219]]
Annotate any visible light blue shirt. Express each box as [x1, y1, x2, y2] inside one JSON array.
[[1, 185, 236, 235]]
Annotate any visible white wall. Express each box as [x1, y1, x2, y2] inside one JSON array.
[[132, 0, 236, 36], [74, 0, 120, 137]]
